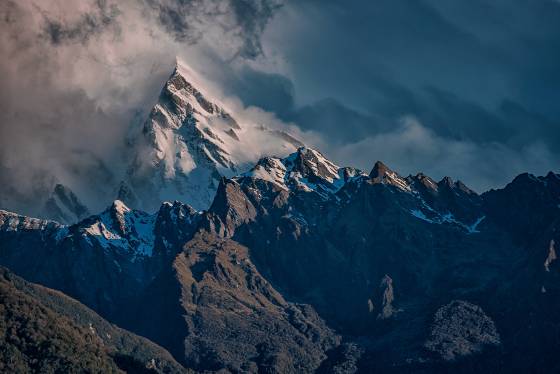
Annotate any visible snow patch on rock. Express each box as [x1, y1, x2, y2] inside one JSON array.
[[239, 147, 367, 199], [82, 200, 157, 258]]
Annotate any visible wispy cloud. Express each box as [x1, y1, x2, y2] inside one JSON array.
[[0, 0, 284, 214]]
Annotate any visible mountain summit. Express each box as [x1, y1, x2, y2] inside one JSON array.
[[120, 59, 302, 213]]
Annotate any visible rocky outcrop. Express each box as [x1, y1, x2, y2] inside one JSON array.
[[369, 161, 411, 192], [424, 300, 500, 361], [134, 232, 340, 372], [482, 171, 560, 245], [205, 178, 257, 237], [376, 275, 399, 320], [317, 343, 363, 374], [544, 239, 557, 272], [367, 275, 400, 320]]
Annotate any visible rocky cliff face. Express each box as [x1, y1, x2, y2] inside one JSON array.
[[1, 148, 559, 373], [131, 233, 340, 372], [200, 148, 560, 372]]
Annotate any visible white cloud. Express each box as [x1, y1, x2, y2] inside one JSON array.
[[316, 117, 559, 192], [0, 0, 285, 214]]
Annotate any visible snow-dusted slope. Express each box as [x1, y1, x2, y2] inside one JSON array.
[[0, 198, 202, 322], [76, 199, 201, 261], [0, 199, 199, 262], [80, 200, 157, 258], [237, 147, 366, 198], [121, 59, 302, 213], [231, 146, 487, 234]]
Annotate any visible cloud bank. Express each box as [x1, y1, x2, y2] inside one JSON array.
[[1, 0, 559, 214], [249, 0, 560, 190], [0, 0, 284, 213]]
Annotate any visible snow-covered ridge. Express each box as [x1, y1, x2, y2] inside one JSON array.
[[0, 210, 62, 232], [383, 169, 412, 192], [238, 147, 367, 198], [75, 199, 201, 260], [237, 149, 488, 234], [1, 198, 201, 268], [81, 200, 157, 257]]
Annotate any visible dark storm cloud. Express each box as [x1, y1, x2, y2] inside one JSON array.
[[41, 0, 121, 45], [289, 99, 389, 145], [148, 0, 282, 58], [242, 0, 560, 190], [229, 0, 283, 57], [265, 0, 560, 127], [220, 66, 295, 114]]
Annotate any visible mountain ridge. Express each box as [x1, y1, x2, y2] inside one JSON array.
[[1, 143, 560, 372], [1, 37, 559, 371]]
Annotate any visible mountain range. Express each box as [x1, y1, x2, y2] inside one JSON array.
[[1, 62, 560, 373]]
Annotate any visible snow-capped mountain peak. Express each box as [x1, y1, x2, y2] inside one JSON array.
[[70, 199, 199, 260], [80, 200, 157, 257], [1, 59, 304, 223], [287, 147, 341, 184], [121, 59, 302, 213], [238, 147, 366, 198], [369, 161, 412, 192]]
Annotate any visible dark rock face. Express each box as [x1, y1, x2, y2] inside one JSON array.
[[205, 178, 257, 237], [134, 233, 339, 373], [1, 149, 560, 373], [369, 160, 390, 179], [376, 275, 399, 320], [0, 197, 340, 372], [219, 156, 503, 343], [203, 151, 560, 372], [424, 301, 500, 361], [482, 172, 560, 245], [0, 200, 201, 321]]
